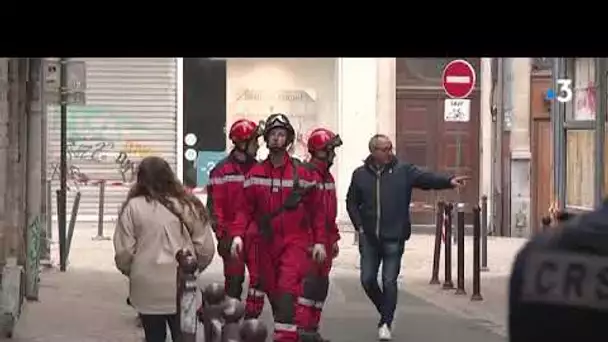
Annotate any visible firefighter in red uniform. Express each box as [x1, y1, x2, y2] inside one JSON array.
[[206, 119, 262, 300], [234, 113, 328, 342], [293, 128, 343, 342]]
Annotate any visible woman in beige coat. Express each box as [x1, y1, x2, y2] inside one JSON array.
[[113, 156, 215, 342]]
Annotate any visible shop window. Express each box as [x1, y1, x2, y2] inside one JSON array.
[[226, 58, 338, 162], [566, 130, 595, 209], [566, 58, 596, 121]]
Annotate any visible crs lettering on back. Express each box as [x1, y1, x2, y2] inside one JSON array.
[[521, 251, 608, 311]]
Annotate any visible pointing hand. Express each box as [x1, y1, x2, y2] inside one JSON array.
[[450, 175, 470, 188]]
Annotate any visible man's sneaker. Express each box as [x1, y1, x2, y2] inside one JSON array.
[[378, 323, 392, 341]]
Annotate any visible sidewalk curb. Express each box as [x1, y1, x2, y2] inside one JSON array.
[[404, 282, 508, 337]]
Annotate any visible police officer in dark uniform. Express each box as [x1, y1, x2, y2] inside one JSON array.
[[509, 200, 608, 342]]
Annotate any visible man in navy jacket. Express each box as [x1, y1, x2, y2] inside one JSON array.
[[346, 134, 468, 341]]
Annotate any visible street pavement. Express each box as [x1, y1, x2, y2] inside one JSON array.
[[12, 223, 521, 341]]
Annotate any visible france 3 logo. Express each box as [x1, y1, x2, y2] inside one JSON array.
[[546, 79, 573, 103]]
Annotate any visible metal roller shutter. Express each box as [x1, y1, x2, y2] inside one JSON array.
[[47, 58, 177, 222]]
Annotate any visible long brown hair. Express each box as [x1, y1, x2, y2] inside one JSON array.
[[118, 156, 208, 223]]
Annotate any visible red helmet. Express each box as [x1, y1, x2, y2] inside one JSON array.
[[229, 119, 262, 143], [307, 128, 343, 152]]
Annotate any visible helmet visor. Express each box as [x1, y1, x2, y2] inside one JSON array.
[[327, 134, 343, 149], [264, 114, 293, 140], [268, 114, 289, 127]]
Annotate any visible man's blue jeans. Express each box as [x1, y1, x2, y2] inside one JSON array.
[[358, 232, 405, 328]]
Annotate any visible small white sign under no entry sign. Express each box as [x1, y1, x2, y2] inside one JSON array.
[[444, 99, 471, 122]]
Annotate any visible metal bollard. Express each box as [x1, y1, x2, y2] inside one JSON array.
[[452, 203, 460, 245], [176, 249, 199, 342], [541, 216, 552, 232], [56, 189, 67, 272], [93, 180, 110, 241], [240, 319, 269, 342], [471, 206, 483, 301], [65, 191, 81, 264], [46, 180, 53, 241], [442, 203, 454, 290], [40, 180, 53, 263], [221, 297, 245, 342], [201, 283, 227, 342], [455, 208, 466, 295], [481, 195, 489, 272], [430, 201, 444, 285]]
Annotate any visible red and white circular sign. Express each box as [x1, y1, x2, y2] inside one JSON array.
[[442, 59, 476, 99]]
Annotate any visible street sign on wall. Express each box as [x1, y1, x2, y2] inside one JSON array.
[[444, 99, 471, 122], [442, 59, 476, 99], [44, 59, 87, 105]]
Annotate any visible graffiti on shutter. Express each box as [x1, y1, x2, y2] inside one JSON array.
[[48, 106, 156, 188]]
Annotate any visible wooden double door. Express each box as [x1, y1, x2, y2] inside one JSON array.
[[396, 58, 481, 225]]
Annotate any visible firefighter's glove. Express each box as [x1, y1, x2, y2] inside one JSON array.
[[332, 242, 339, 259], [311, 243, 327, 264], [230, 236, 243, 259]]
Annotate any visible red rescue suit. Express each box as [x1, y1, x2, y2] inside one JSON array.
[[297, 158, 341, 333], [206, 151, 256, 299], [235, 153, 327, 342]]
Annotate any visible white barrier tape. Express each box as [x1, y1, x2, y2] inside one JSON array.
[[409, 202, 435, 210]]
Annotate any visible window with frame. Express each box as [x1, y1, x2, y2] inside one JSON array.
[[564, 58, 596, 210], [565, 58, 596, 122], [566, 129, 595, 210]]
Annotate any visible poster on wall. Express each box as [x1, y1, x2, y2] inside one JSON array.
[[196, 151, 227, 188], [229, 88, 317, 161]]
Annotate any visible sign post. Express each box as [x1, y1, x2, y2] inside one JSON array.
[[44, 59, 87, 105], [442, 59, 476, 244]]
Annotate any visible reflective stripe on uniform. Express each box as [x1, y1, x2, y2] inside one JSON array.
[[274, 322, 298, 332], [248, 288, 265, 297], [297, 296, 325, 309], [209, 174, 246, 185], [297, 297, 316, 307], [243, 177, 272, 187], [243, 177, 316, 189], [317, 182, 335, 190]]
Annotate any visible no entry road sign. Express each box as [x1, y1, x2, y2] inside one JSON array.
[[442, 59, 476, 99]]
